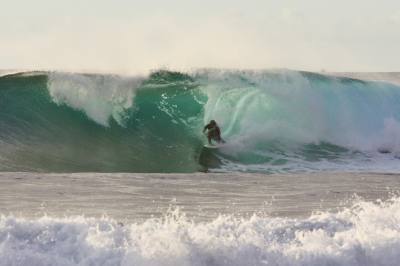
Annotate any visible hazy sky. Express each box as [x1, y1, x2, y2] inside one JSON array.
[[1, 0, 400, 73]]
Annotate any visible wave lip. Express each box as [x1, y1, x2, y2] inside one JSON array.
[[1, 197, 400, 265], [47, 72, 143, 126]]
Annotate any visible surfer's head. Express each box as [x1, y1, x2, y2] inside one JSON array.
[[210, 120, 216, 126]]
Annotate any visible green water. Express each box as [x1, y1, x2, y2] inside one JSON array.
[[1, 70, 400, 172]]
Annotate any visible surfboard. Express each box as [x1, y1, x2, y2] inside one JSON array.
[[204, 143, 224, 149]]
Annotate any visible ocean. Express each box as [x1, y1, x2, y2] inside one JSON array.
[[1, 69, 400, 265]]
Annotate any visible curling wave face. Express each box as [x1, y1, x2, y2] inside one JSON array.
[[1, 70, 400, 172]]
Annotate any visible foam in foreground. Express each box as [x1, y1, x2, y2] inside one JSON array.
[[1, 197, 400, 266]]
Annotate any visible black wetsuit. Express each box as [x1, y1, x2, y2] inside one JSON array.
[[204, 123, 222, 143]]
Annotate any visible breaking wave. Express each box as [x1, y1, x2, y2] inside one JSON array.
[[1, 69, 400, 172]]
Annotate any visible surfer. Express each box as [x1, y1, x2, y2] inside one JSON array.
[[203, 120, 225, 145]]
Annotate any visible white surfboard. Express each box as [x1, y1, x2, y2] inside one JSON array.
[[204, 143, 224, 149]]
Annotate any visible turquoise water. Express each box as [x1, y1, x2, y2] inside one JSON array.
[[1, 70, 400, 172]]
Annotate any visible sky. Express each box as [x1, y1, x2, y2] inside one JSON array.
[[1, 0, 400, 73]]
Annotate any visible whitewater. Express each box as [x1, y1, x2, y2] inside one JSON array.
[[2, 69, 400, 265], [2, 198, 400, 266], [1, 172, 400, 266]]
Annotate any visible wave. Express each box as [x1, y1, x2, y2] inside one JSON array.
[[1, 69, 400, 172], [0, 71, 204, 172], [1, 196, 400, 265]]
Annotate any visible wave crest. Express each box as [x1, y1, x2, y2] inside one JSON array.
[[47, 73, 143, 126]]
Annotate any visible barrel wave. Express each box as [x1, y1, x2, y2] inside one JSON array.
[[1, 70, 400, 173]]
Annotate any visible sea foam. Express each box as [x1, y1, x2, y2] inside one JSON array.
[[1, 197, 400, 266]]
